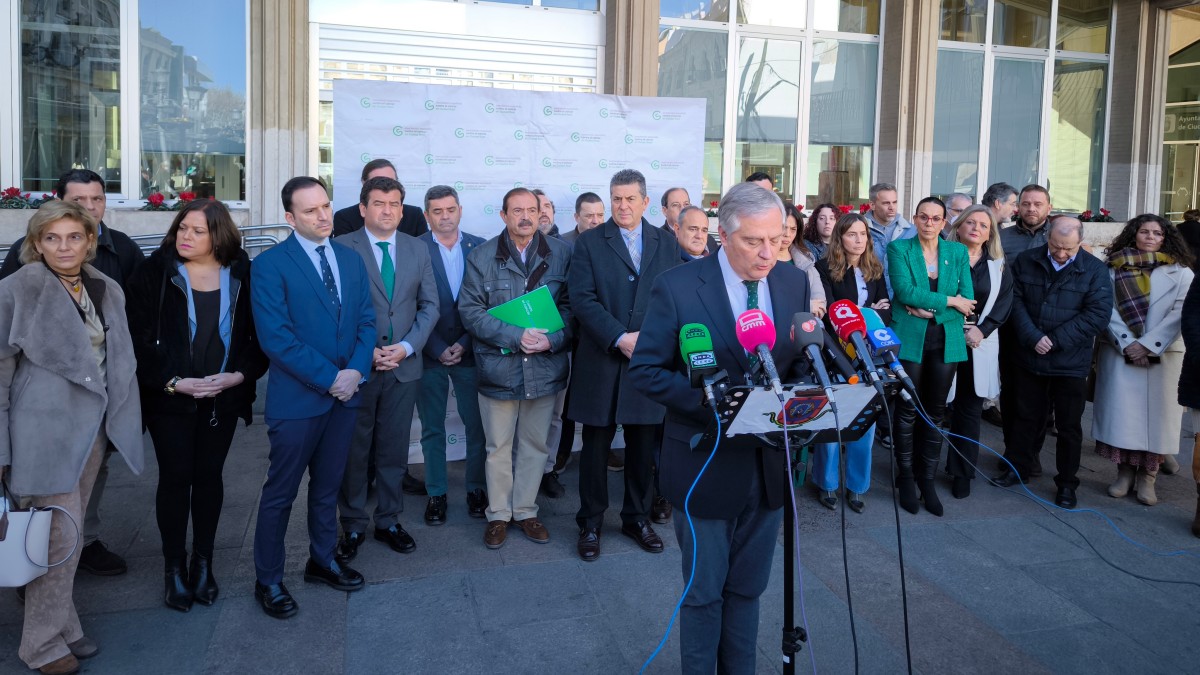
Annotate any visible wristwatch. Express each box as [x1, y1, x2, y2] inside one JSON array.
[[165, 376, 182, 395]]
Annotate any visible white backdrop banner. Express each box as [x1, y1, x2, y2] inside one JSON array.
[[333, 80, 706, 239]]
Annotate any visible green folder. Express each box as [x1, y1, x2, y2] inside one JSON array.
[[487, 285, 565, 332]]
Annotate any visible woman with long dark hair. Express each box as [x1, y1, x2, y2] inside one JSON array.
[[887, 197, 975, 515], [780, 201, 827, 317], [803, 203, 838, 260], [1093, 214, 1194, 505], [127, 199, 268, 612]]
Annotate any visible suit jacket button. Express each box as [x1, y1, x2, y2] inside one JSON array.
[[628, 275, 635, 282], [1156, 342, 1162, 347]]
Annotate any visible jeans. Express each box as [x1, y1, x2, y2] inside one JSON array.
[[811, 423, 876, 494]]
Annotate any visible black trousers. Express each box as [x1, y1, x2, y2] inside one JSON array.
[[947, 354, 984, 479], [576, 423, 658, 529], [998, 325, 1019, 454], [1006, 368, 1086, 489], [147, 400, 239, 559], [895, 355, 957, 479]]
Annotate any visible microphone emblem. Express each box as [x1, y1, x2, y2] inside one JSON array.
[[831, 304, 855, 321], [738, 313, 767, 332], [801, 319, 818, 333]]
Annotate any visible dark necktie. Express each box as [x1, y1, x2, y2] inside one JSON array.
[[316, 245, 341, 310], [743, 280, 760, 371]]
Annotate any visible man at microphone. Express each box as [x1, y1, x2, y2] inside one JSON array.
[[629, 183, 810, 673]]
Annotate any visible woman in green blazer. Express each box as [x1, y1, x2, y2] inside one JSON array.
[[887, 196, 976, 516]]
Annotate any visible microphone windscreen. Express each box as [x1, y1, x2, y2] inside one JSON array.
[[828, 299, 867, 342], [790, 312, 824, 349], [735, 309, 776, 352], [861, 307, 887, 332]]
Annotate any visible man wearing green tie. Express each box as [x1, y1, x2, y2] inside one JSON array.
[[334, 176, 440, 561]]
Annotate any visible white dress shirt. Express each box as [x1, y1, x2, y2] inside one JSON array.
[[435, 231, 464, 300], [717, 248, 774, 322]]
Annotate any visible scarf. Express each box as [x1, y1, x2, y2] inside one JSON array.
[[1109, 247, 1174, 337]]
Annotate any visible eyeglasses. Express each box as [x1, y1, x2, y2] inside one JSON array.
[[915, 214, 945, 224]]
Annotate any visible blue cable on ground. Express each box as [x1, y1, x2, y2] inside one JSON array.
[[640, 409, 723, 674]]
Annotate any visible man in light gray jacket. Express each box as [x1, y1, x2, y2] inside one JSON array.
[[458, 187, 572, 550]]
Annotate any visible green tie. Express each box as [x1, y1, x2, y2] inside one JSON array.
[[377, 241, 394, 300], [743, 280, 760, 370]]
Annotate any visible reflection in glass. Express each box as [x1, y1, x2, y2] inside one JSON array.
[[540, 0, 600, 9], [807, 39, 877, 207], [931, 50, 984, 196], [813, 0, 881, 35], [21, 0, 122, 194], [319, 101, 334, 198], [988, 58, 1044, 190], [736, 37, 802, 200], [993, 0, 1051, 49], [1056, 0, 1111, 53], [140, 0, 246, 200], [1160, 144, 1197, 221], [1049, 60, 1107, 212], [739, 0, 804, 29], [940, 0, 987, 43], [1167, 65, 1200, 104], [659, 25, 729, 204], [661, 0, 729, 22]]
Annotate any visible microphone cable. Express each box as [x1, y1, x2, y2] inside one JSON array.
[[641, 407, 723, 674], [907, 402, 1200, 587], [877, 390, 915, 674], [823, 397, 860, 675], [782, 397, 821, 675]]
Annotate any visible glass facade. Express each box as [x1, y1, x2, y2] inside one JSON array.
[[658, 25, 728, 206], [1161, 10, 1200, 220], [21, 0, 123, 194], [988, 58, 1045, 190], [735, 37, 802, 202], [807, 39, 879, 208], [931, 50, 984, 196], [1049, 60, 1108, 212], [993, 0, 1051, 48]]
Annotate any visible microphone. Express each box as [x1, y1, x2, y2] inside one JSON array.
[[828, 300, 886, 396], [734, 309, 785, 402], [822, 328, 861, 385], [678, 323, 727, 409], [861, 307, 917, 399], [789, 312, 837, 411]]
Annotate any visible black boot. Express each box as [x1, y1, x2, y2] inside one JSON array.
[[189, 554, 219, 606], [894, 413, 920, 514], [917, 431, 945, 517], [164, 558, 193, 612], [917, 478, 944, 517]]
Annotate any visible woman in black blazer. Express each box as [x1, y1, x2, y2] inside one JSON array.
[[126, 199, 268, 612], [811, 213, 891, 512]]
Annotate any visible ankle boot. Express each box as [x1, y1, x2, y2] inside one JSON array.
[[917, 478, 944, 517], [164, 558, 193, 612], [1108, 463, 1136, 498], [189, 554, 219, 606], [1161, 454, 1180, 475], [1192, 483, 1200, 539], [1135, 465, 1159, 506]]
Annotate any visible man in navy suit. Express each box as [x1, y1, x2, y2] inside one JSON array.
[[629, 182, 809, 674], [250, 176, 376, 619], [415, 185, 489, 525]]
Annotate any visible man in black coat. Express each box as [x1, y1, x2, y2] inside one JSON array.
[[628, 183, 810, 674], [331, 158, 429, 239], [995, 217, 1113, 508], [0, 168, 144, 578], [567, 170, 682, 561]]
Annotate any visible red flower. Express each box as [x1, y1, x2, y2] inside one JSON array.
[[147, 193, 165, 207], [1099, 208, 1110, 216], [838, 205, 852, 214], [1080, 210, 1093, 220], [1, 187, 20, 199], [710, 200, 718, 208], [858, 203, 871, 214], [178, 191, 196, 202]]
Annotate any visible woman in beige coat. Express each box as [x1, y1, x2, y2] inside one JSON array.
[[1093, 214, 1194, 506], [0, 201, 143, 675]]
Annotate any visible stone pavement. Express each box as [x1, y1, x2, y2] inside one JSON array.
[[2, 406, 1199, 674]]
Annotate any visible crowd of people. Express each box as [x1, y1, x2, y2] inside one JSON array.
[[2, 164, 1199, 675]]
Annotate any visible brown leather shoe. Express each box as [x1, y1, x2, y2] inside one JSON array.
[[514, 517, 550, 544], [38, 654, 79, 675], [484, 520, 508, 549], [577, 527, 601, 561], [651, 495, 673, 524], [621, 521, 664, 553]]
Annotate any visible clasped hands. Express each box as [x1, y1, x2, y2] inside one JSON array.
[[520, 328, 551, 354], [438, 343, 466, 367], [172, 372, 245, 398], [373, 344, 408, 371], [903, 295, 975, 320], [1124, 341, 1151, 367], [329, 369, 363, 402]]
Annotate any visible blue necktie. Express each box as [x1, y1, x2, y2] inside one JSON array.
[[316, 245, 341, 310]]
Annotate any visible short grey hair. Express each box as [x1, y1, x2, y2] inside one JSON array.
[[677, 205, 706, 224], [424, 185, 460, 211], [717, 183, 785, 236], [660, 187, 688, 208], [947, 192, 973, 207], [1048, 215, 1084, 240], [610, 169, 647, 198], [869, 182, 897, 201]]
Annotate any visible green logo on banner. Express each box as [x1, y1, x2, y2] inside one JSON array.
[[543, 106, 553, 116], [650, 206, 661, 216], [447, 433, 458, 445], [542, 157, 552, 168], [392, 126, 404, 136], [454, 181, 465, 190], [424, 100, 435, 111], [360, 153, 371, 162], [514, 130, 525, 140], [599, 108, 609, 119], [454, 128, 465, 138], [484, 205, 495, 215], [484, 156, 495, 166], [359, 97, 371, 108], [424, 154, 434, 165], [624, 134, 634, 145], [570, 132, 581, 142], [651, 160, 661, 170], [652, 110, 662, 120], [484, 103, 496, 113], [514, 181, 523, 188], [599, 159, 609, 169], [570, 183, 580, 193]]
